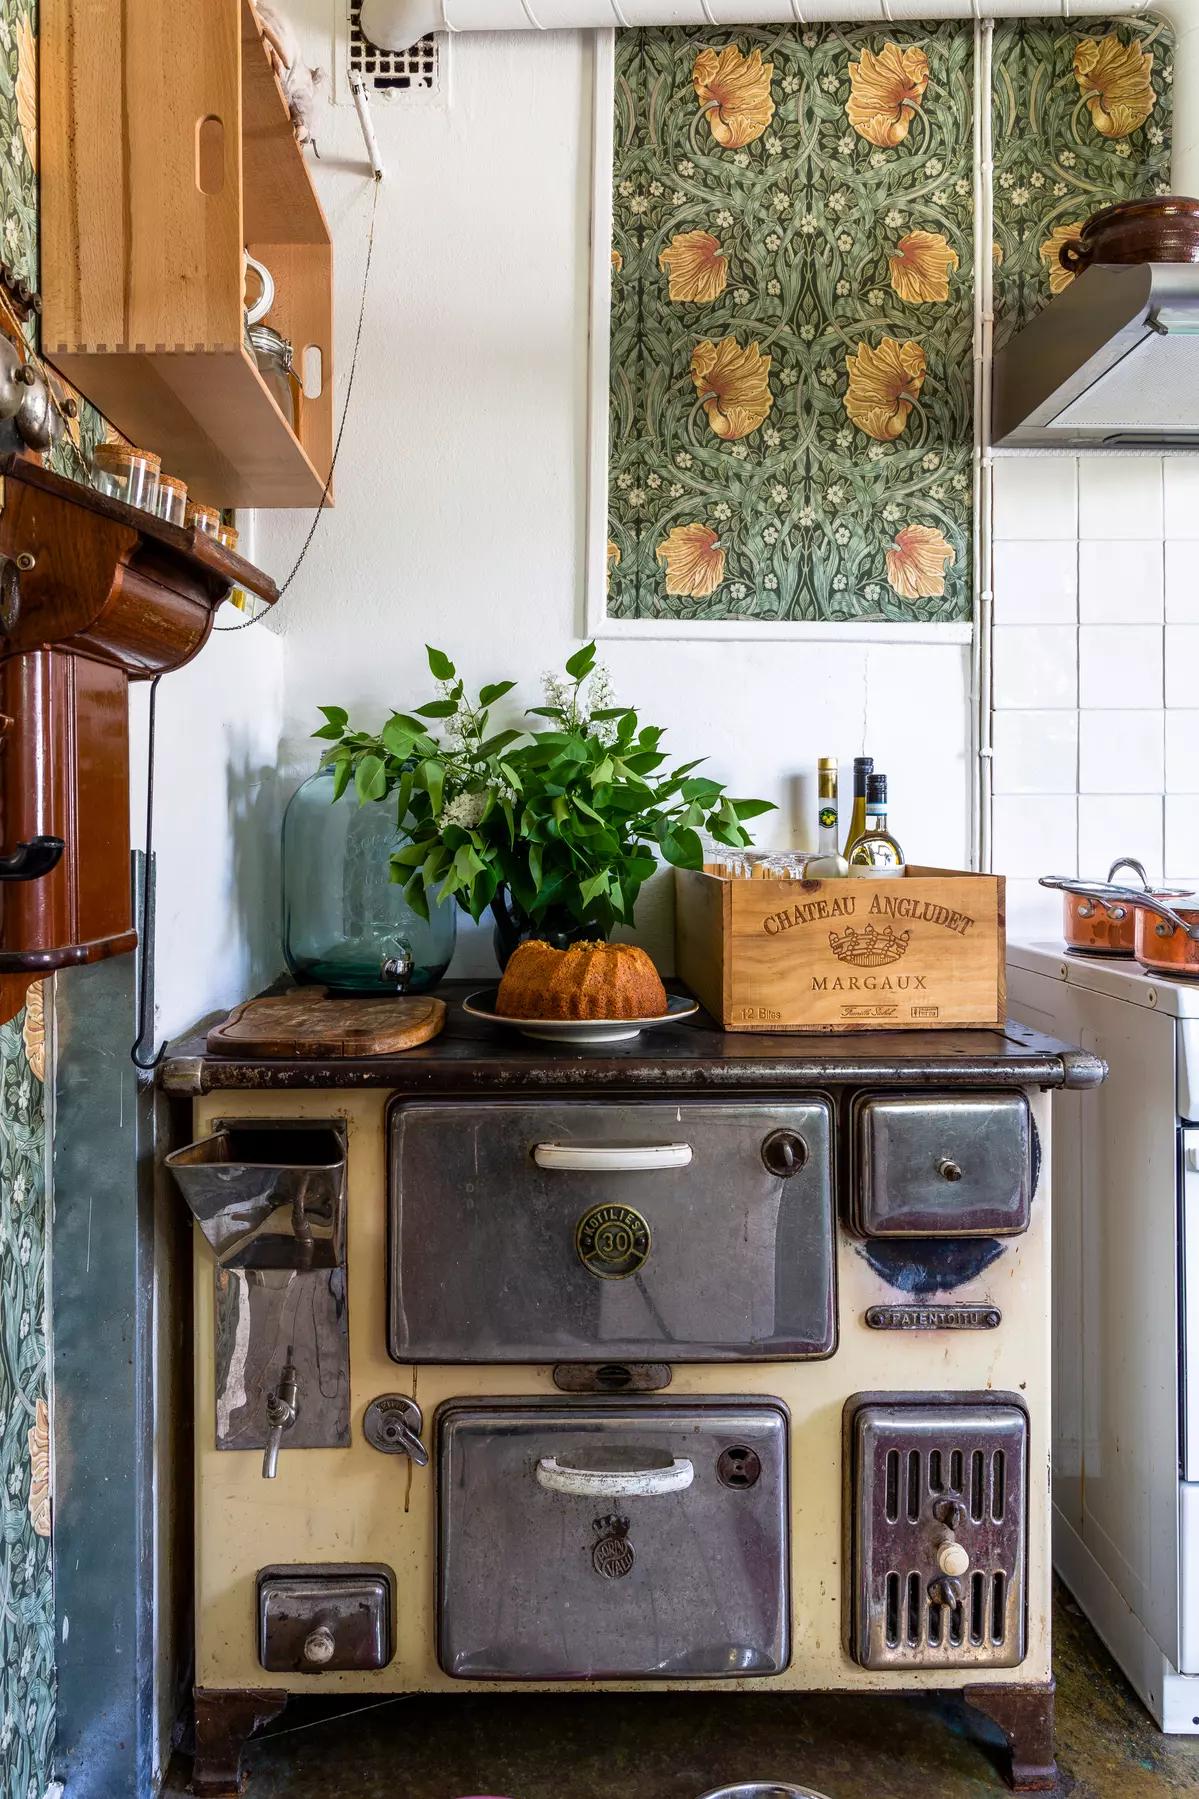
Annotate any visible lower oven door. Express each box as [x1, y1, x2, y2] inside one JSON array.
[[389, 1099, 834, 1362], [438, 1399, 790, 1680]]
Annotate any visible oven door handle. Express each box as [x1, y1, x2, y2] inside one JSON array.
[[532, 1143, 693, 1172], [535, 1455, 694, 1498]]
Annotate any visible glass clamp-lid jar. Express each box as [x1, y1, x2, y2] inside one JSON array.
[[249, 324, 301, 434]]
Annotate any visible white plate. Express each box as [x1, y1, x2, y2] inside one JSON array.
[[462, 988, 699, 1044]]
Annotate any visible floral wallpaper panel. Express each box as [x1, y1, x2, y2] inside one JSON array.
[[606, 18, 1173, 627], [991, 16, 1172, 346], [1, 989, 52, 1799], [0, 2, 69, 1794]]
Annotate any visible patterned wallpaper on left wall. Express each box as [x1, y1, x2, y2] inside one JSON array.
[[0, 0, 80, 1793], [0, 990, 52, 1799]]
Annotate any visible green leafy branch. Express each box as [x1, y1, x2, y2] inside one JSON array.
[[313, 643, 773, 934]]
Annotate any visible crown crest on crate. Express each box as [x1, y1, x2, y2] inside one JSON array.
[[828, 922, 912, 967]]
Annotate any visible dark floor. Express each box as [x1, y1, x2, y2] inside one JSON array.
[[166, 1587, 1199, 1797]]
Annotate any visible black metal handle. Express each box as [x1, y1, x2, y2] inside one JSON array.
[[0, 835, 63, 881]]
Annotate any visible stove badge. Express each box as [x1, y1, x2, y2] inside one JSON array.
[[592, 1514, 635, 1581], [576, 1202, 651, 1280]]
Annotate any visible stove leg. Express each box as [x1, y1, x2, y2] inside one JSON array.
[[191, 1687, 288, 1796], [963, 1680, 1057, 1792]]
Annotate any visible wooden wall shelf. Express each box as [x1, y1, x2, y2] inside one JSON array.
[[0, 455, 278, 987], [41, 0, 333, 510]]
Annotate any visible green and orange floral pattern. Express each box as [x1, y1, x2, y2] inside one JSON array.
[[607, 19, 1173, 626], [992, 16, 1172, 344]]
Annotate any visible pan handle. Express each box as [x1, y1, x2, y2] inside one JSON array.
[[535, 1456, 694, 1498], [1107, 857, 1150, 889], [1125, 890, 1199, 942]]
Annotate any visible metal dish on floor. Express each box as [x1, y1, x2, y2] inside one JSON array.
[[696, 1786, 832, 1799], [462, 988, 698, 1044]]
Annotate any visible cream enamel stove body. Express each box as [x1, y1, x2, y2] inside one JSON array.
[[167, 1010, 1099, 1796]]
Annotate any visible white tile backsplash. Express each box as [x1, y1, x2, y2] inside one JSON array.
[[1078, 709, 1163, 795], [992, 458, 1077, 541], [1078, 539, 1162, 623], [1166, 795, 1199, 883], [992, 540, 1076, 625], [992, 794, 1076, 877], [990, 458, 1199, 880], [1078, 794, 1163, 881], [991, 711, 1077, 794], [1078, 625, 1162, 709], [1165, 459, 1199, 539], [1165, 625, 1199, 709], [1166, 712, 1199, 793], [1166, 540, 1199, 623], [1078, 458, 1164, 540], [993, 625, 1077, 709]]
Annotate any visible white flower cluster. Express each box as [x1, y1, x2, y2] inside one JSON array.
[[438, 790, 488, 832]]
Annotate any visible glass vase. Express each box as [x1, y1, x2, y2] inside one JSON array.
[[282, 767, 456, 994], [490, 887, 609, 972]]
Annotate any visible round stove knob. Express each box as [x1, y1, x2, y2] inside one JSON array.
[[936, 1537, 970, 1579], [761, 1130, 808, 1178], [303, 1626, 336, 1666]]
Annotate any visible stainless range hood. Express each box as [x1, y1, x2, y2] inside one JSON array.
[[993, 262, 1199, 449]]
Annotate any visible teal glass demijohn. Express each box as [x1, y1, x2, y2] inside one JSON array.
[[281, 766, 455, 993]]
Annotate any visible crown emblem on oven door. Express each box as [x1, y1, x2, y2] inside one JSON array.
[[575, 1202, 651, 1280], [592, 1514, 635, 1580], [828, 923, 912, 967]]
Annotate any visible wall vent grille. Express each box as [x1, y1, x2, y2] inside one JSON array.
[[348, 3, 439, 95]]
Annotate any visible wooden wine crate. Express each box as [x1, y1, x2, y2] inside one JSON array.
[[675, 865, 1006, 1033]]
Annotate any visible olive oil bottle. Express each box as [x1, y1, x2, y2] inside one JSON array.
[[807, 757, 849, 877], [841, 755, 873, 858], [846, 773, 905, 878]]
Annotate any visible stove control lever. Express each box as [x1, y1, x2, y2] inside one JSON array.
[[364, 1394, 429, 1467], [262, 1362, 300, 1480]]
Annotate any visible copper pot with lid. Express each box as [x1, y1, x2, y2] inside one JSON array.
[[1040, 859, 1188, 957]]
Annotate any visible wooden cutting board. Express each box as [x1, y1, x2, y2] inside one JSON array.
[[207, 989, 446, 1059]]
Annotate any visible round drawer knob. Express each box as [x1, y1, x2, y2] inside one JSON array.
[[761, 1130, 807, 1178], [937, 1540, 970, 1579], [937, 1157, 963, 1182], [302, 1626, 336, 1666]]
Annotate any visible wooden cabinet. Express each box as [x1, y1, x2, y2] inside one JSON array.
[[0, 455, 277, 997], [41, 0, 332, 508]]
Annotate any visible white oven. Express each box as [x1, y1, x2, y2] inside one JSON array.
[[1009, 943, 1199, 1731]]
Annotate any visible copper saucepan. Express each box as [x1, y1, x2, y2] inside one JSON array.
[[1131, 891, 1199, 978], [1039, 859, 1187, 957]]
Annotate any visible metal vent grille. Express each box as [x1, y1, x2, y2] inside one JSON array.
[[851, 1401, 1027, 1671], [348, 3, 439, 94]]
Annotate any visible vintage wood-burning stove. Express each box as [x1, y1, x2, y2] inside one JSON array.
[[161, 993, 1103, 1795]]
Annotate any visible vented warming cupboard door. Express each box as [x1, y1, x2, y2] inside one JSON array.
[[388, 1100, 834, 1362]]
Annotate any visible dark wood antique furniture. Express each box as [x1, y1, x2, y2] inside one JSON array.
[[0, 454, 277, 1022]]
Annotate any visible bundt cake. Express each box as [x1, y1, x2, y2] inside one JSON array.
[[496, 940, 669, 1020]]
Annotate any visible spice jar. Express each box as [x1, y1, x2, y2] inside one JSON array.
[[186, 501, 222, 537], [155, 473, 188, 527], [217, 522, 250, 612], [91, 442, 161, 512]]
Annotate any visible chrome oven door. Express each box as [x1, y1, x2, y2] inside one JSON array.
[[437, 1397, 790, 1679], [388, 1099, 834, 1362]]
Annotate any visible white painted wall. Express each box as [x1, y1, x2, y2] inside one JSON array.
[[129, 618, 285, 1039], [254, 21, 972, 976]]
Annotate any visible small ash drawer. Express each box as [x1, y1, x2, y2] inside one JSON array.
[[848, 1398, 1028, 1672], [851, 1092, 1035, 1238], [257, 1566, 394, 1674]]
